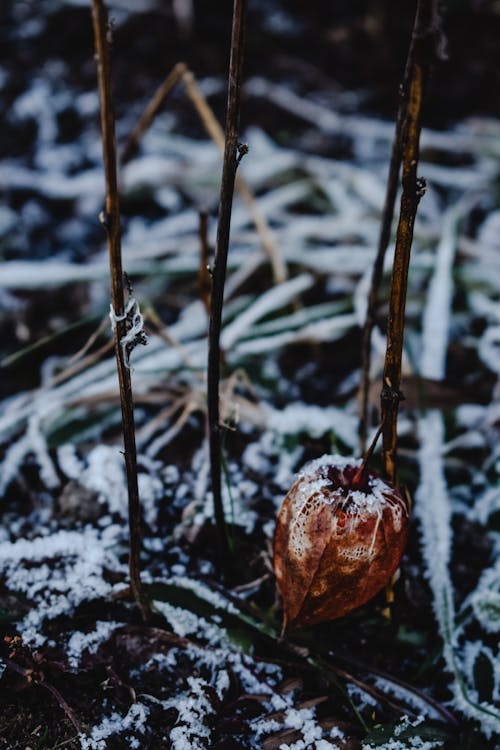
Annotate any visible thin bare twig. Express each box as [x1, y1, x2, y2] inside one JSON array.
[[381, 0, 439, 482], [358, 6, 422, 454], [207, 0, 247, 572], [91, 0, 151, 621], [351, 418, 385, 489]]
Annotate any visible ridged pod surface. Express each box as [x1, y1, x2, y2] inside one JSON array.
[[274, 454, 409, 631]]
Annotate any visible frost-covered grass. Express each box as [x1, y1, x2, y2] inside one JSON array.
[[1, 2, 500, 747]]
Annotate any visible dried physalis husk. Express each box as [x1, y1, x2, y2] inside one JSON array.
[[274, 454, 409, 632]]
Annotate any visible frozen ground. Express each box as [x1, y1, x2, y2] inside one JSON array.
[[0, 2, 499, 748]]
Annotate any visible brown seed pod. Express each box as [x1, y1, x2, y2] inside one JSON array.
[[274, 454, 409, 632]]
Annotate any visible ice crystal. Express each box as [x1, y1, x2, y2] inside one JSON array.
[[79, 702, 150, 750]]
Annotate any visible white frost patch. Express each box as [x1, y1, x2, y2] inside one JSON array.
[[463, 559, 500, 634], [372, 677, 446, 722], [153, 600, 228, 646], [221, 273, 313, 350], [361, 715, 444, 749], [254, 704, 344, 749], [454, 404, 486, 429], [420, 205, 462, 380], [265, 402, 359, 449], [137, 470, 164, 528], [57, 443, 85, 480], [184, 448, 259, 534], [283, 707, 322, 746], [80, 445, 128, 517], [472, 486, 500, 526], [166, 676, 215, 750], [79, 701, 150, 750], [243, 429, 298, 493], [167, 576, 240, 616], [67, 621, 122, 668], [478, 325, 500, 375], [0, 415, 59, 495], [0, 525, 125, 646], [477, 209, 500, 251]]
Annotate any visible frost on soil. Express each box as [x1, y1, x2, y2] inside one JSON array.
[[1, 5, 500, 744]]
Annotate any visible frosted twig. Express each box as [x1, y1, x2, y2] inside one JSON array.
[[91, 0, 150, 621], [231, 313, 357, 356], [109, 296, 148, 369]]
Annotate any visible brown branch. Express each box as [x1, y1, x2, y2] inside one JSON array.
[[381, 0, 439, 483], [358, 7, 421, 454], [207, 0, 247, 572], [91, 0, 151, 621]]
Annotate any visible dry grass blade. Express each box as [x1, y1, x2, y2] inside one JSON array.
[[182, 68, 286, 284], [120, 61, 187, 165], [46, 340, 114, 392], [143, 307, 197, 370], [119, 57, 286, 283], [67, 316, 109, 365]]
